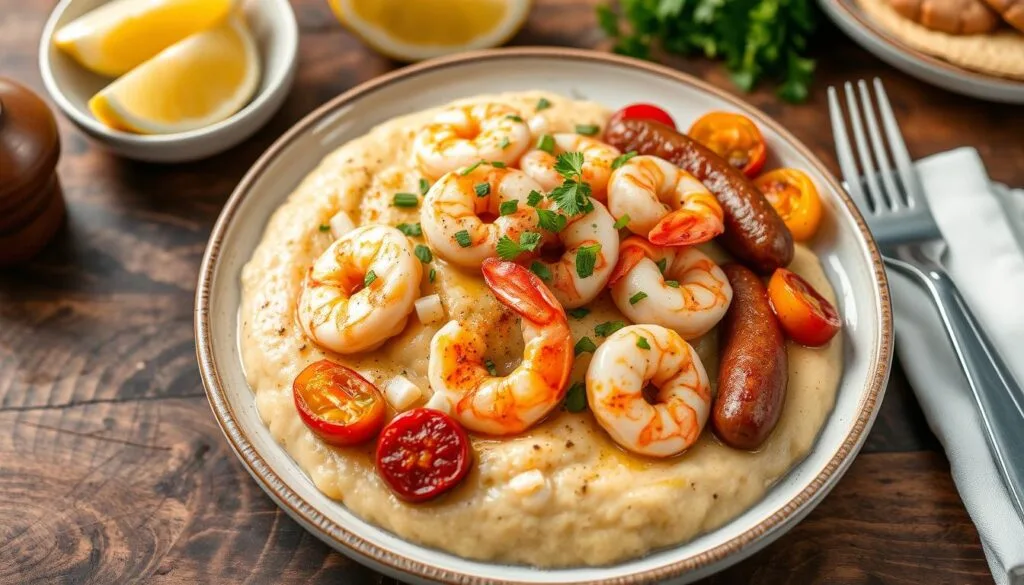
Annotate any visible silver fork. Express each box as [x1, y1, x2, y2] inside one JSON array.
[[828, 78, 1024, 525]]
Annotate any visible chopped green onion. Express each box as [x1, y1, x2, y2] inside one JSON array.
[[656, 258, 668, 273], [575, 243, 601, 278], [537, 134, 555, 154], [564, 381, 587, 412], [414, 245, 432, 264], [490, 161, 507, 168], [454, 230, 472, 248], [629, 291, 648, 305], [665, 280, 680, 288], [484, 358, 498, 376], [506, 114, 524, 122], [611, 151, 637, 170], [575, 124, 600, 136], [460, 161, 483, 175], [594, 320, 625, 337], [397, 222, 422, 237], [363, 270, 377, 287], [574, 336, 597, 356], [530, 261, 552, 281], [318, 224, 331, 232], [419, 178, 430, 194], [475, 182, 491, 197], [392, 193, 419, 207], [636, 336, 651, 350], [499, 200, 519, 216], [567, 307, 590, 320], [429, 268, 436, 283], [499, 137, 510, 150], [536, 97, 552, 111], [613, 214, 630, 230]]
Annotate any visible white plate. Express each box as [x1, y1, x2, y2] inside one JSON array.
[[820, 0, 1024, 104], [195, 48, 893, 585]]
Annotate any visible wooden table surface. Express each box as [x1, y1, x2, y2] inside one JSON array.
[[2, 1, 1021, 583]]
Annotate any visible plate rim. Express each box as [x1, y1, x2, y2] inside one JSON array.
[[821, 0, 1024, 94], [194, 47, 894, 585]]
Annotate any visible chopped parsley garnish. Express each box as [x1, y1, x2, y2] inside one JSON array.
[[564, 381, 588, 412], [484, 358, 498, 376], [460, 161, 483, 175], [490, 161, 507, 168], [499, 137, 510, 150], [526, 190, 544, 207], [397, 222, 422, 237], [429, 268, 436, 283], [419, 178, 430, 194], [611, 151, 637, 170], [530, 261, 552, 281], [629, 291, 648, 305], [665, 280, 680, 288], [318, 224, 331, 232], [536, 97, 552, 111], [536, 208, 567, 233], [575, 243, 601, 278], [549, 152, 594, 216], [363, 270, 377, 287], [567, 307, 590, 320], [414, 244, 432, 264], [574, 336, 597, 356], [656, 258, 668, 273], [496, 232, 542, 260], [536, 134, 555, 154], [392, 192, 419, 207], [636, 336, 651, 350], [613, 214, 630, 230], [454, 230, 473, 248], [475, 182, 491, 197], [575, 124, 600, 136], [499, 200, 519, 216], [506, 114, 524, 123], [594, 320, 625, 337]]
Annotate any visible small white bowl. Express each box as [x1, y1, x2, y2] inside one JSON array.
[[39, 0, 298, 163]]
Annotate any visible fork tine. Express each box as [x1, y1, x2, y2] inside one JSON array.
[[827, 86, 869, 209], [843, 82, 886, 213], [857, 80, 901, 210], [873, 78, 923, 209]]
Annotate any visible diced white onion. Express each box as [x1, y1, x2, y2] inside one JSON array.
[[424, 392, 451, 414], [384, 375, 422, 412], [414, 294, 445, 324], [328, 211, 355, 239]]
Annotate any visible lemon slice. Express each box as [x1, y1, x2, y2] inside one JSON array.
[[328, 0, 531, 62], [53, 0, 235, 77], [88, 17, 260, 135]]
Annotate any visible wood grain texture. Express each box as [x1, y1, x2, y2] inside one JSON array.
[[2, 0, 1020, 583]]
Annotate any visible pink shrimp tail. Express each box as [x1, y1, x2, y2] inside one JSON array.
[[648, 209, 725, 247]]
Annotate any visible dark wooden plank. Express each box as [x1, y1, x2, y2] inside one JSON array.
[[2, 0, 1019, 583]]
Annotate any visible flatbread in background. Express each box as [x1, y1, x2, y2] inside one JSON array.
[[859, 0, 1024, 80]]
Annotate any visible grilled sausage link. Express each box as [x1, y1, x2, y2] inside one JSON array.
[[712, 263, 788, 450], [604, 118, 794, 274]]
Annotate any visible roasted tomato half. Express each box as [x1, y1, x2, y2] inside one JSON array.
[[607, 103, 677, 131], [375, 408, 472, 502], [688, 112, 767, 177], [292, 360, 386, 446], [767, 269, 841, 347], [755, 168, 823, 241]]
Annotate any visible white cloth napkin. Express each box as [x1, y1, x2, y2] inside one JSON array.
[[888, 147, 1024, 585]]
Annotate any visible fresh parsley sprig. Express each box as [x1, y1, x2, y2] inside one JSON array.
[[549, 152, 595, 217]]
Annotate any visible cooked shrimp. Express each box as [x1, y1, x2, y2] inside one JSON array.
[[607, 155, 725, 246], [414, 103, 532, 180], [533, 200, 620, 308], [298, 225, 422, 354], [609, 236, 732, 339], [420, 164, 547, 268], [428, 259, 573, 435], [519, 134, 621, 201], [586, 324, 711, 458]]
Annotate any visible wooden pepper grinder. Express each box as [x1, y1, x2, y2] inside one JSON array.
[[0, 77, 65, 266]]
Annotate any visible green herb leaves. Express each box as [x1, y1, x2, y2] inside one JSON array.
[[363, 270, 377, 287], [499, 200, 519, 216], [549, 152, 594, 217], [392, 193, 418, 207], [594, 320, 625, 337], [397, 222, 422, 237], [454, 230, 472, 248], [574, 336, 597, 356], [575, 243, 601, 278], [564, 381, 588, 412], [536, 208, 567, 233], [536, 134, 555, 154], [575, 124, 600, 136], [414, 245, 432, 264], [611, 151, 637, 170], [496, 232, 542, 260], [597, 0, 817, 102]]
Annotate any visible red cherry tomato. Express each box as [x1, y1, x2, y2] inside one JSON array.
[[607, 103, 677, 131], [688, 112, 767, 177], [375, 408, 472, 502], [767, 269, 841, 347], [293, 360, 386, 447]]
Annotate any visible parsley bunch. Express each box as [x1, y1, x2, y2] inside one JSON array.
[[597, 0, 818, 102]]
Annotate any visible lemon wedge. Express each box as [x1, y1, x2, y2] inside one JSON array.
[[88, 17, 260, 135], [328, 0, 531, 62], [53, 0, 235, 77]]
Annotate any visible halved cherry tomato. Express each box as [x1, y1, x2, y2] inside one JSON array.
[[293, 360, 386, 447], [767, 269, 841, 347], [688, 112, 767, 177], [754, 168, 823, 241], [607, 103, 677, 131], [375, 408, 472, 502]]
